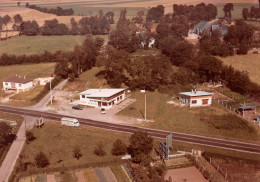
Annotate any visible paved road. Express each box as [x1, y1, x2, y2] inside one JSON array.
[[0, 116, 35, 182], [0, 105, 260, 154]]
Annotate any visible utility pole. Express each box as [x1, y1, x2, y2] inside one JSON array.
[[145, 94, 146, 121], [50, 78, 52, 105]]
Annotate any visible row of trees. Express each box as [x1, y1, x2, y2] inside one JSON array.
[[172, 3, 217, 23], [0, 14, 23, 39], [27, 4, 74, 16], [242, 6, 260, 20]]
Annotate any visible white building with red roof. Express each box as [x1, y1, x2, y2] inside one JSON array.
[[3, 75, 33, 92], [79, 88, 126, 109]]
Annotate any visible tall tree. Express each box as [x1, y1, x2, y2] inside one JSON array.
[[13, 14, 23, 32], [127, 131, 153, 165], [242, 8, 249, 20], [223, 3, 233, 18], [2, 15, 11, 37]]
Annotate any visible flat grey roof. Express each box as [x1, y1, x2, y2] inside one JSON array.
[[179, 91, 213, 97], [80, 89, 125, 98]]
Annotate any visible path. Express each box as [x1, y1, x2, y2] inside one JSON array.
[[30, 79, 67, 110], [0, 116, 35, 182]]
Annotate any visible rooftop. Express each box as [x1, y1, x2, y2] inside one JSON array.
[[179, 91, 213, 97], [238, 106, 256, 110], [80, 88, 125, 98], [3, 76, 33, 84]]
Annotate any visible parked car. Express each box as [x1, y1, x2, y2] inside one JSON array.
[[100, 108, 106, 114], [72, 105, 83, 110]]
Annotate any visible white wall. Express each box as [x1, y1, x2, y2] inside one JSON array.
[[3, 81, 33, 92], [179, 95, 212, 107]]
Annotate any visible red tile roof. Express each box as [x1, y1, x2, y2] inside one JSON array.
[[3, 76, 33, 84]]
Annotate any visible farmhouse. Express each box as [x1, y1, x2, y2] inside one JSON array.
[[79, 88, 125, 109], [3, 76, 33, 92], [179, 91, 213, 107]]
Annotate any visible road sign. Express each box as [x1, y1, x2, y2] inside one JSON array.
[[166, 134, 172, 149], [159, 141, 169, 160]]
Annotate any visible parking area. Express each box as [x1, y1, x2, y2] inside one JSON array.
[[38, 90, 139, 125]]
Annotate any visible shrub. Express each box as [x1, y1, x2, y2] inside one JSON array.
[[25, 130, 36, 143], [73, 146, 82, 160], [111, 139, 127, 156], [34, 152, 49, 168], [94, 141, 106, 156]]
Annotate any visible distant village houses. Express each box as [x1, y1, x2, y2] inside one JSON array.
[[186, 17, 232, 44], [179, 90, 213, 107], [3, 75, 33, 93]]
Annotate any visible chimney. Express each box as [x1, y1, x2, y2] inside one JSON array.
[[24, 75, 26, 79], [16, 74, 17, 77], [19, 75, 20, 78], [191, 89, 193, 94], [195, 89, 197, 94]]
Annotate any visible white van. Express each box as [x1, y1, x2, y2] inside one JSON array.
[[61, 117, 80, 127]]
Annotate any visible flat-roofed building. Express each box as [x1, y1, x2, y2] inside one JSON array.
[[79, 88, 125, 109], [179, 90, 213, 107], [3, 76, 33, 92]]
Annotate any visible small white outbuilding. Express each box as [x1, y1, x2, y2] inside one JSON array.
[[179, 90, 213, 107]]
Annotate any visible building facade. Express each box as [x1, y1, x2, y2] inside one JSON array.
[[179, 91, 213, 107], [79, 89, 125, 109], [3, 76, 33, 92]]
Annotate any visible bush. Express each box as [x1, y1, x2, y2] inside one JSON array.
[[73, 146, 82, 160], [34, 152, 49, 168], [111, 139, 127, 156], [25, 131, 36, 143], [94, 141, 106, 156]]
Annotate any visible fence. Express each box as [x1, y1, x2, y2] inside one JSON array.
[[214, 99, 260, 127], [203, 155, 230, 181]]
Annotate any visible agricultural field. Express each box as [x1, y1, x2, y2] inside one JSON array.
[[219, 54, 260, 85], [118, 91, 260, 144], [0, 35, 87, 55]]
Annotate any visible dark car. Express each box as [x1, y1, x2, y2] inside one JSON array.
[[72, 105, 83, 110]]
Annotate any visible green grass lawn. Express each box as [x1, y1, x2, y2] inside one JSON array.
[[118, 91, 260, 144], [63, 67, 109, 92], [0, 35, 86, 56], [9, 85, 45, 102], [0, 112, 23, 167], [20, 122, 130, 170], [219, 54, 260, 85]]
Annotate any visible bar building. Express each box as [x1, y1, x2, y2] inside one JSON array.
[[79, 88, 125, 109]]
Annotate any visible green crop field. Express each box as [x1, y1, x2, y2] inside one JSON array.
[[219, 54, 260, 85], [118, 91, 260, 144], [0, 35, 87, 56]]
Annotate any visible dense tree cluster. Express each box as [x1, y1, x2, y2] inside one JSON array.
[[0, 51, 62, 65], [146, 5, 165, 23], [0, 122, 16, 151], [172, 3, 217, 23], [223, 3, 233, 18], [109, 9, 138, 53], [242, 1, 260, 20], [20, 15, 111, 36], [28, 5, 74, 16]]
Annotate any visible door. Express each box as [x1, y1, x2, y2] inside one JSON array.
[[202, 99, 208, 105], [98, 102, 101, 107]]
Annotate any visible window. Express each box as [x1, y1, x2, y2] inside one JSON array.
[[82, 95, 85, 98], [19, 84, 22, 87], [192, 100, 197, 104], [5, 83, 8, 86]]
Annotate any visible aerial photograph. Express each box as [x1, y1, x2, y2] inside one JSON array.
[[0, 0, 260, 181]]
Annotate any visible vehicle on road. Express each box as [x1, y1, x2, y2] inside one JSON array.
[[100, 108, 106, 114], [61, 117, 80, 127], [72, 105, 83, 110]]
